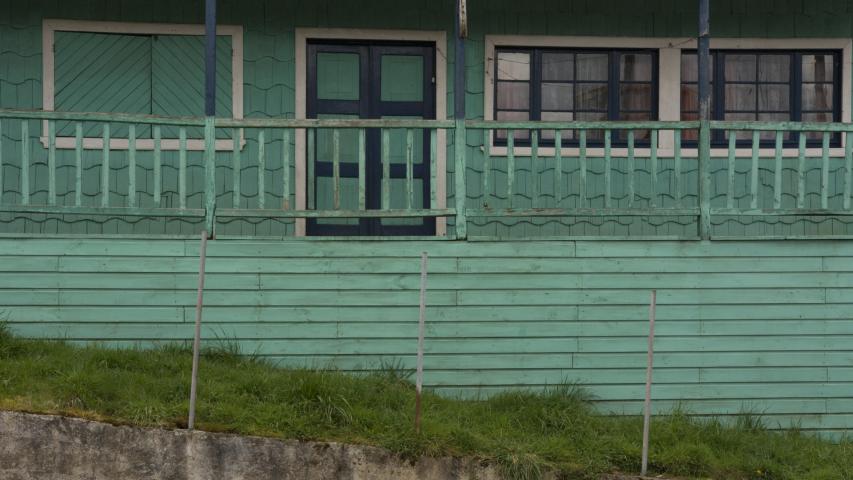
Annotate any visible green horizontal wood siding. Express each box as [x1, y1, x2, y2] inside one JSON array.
[[3, 0, 853, 236], [3, 237, 853, 438]]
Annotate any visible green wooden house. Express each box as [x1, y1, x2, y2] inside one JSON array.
[[2, 0, 853, 438]]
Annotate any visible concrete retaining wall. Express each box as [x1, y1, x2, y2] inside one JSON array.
[[0, 411, 501, 480]]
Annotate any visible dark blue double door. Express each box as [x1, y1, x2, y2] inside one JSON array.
[[306, 41, 436, 236]]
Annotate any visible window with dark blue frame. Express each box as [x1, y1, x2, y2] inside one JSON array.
[[494, 48, 658, 146], [680, 50, 841, 146]]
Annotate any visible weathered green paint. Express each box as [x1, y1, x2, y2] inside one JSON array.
[[2, 236, 852, 437]]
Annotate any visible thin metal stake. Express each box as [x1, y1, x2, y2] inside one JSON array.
[[415, 251, 429, 434], [641, 289, 657, 477], [188, 230, 209, 431]]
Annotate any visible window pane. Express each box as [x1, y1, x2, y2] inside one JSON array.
[[725, 84, 756, 111], [803, 112, 834, 138], [542, 53, 574, 81], [681, 84, 699, 112], [758, 84, 789, 112], [620, 112, 652, 140], [540, 111, 573, 140], [620, 83, 652, 111], [497, 52, 530, 80], [803, 54, 834, 82], [496, 110, 530, 140], [541, 83, 573, 111], [496, 81, 530, 110], [802, 84, 833, 111], [803, 112, 833, 123], [576, 112, 607, 140], [725, 54, 757, 82], [576, 83, 608, 110], [758, 113, 791, 140], [758, 55, 790, 82], [620, 53, 653, 81], [681, 54, 698, 82], [724, 113, 757, 140], [576, 53, 608, 81]]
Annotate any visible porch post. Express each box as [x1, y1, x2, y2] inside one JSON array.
[[697, 0, 712, 239], [204, 0, 217, 116], [453, 0, 468, 239], [204, 0, 217, 235]]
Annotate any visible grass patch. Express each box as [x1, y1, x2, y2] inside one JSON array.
[[1, 327, 851, 480]]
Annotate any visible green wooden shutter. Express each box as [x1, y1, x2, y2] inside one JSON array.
[[54, 32, 152, 136], [151, 35, 232, 136]]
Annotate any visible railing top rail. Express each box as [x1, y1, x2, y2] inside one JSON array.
[[0, 109, 456, 130], [0, 109, 207, 126], [465, 120, 702, 130], [215, 118, 456, 129], [710, 120, 853, 132]]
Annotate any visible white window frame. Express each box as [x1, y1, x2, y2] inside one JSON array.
[[484, 35, 852, 158], [42, 19, 244, 151], [294, 28, 448, 237]]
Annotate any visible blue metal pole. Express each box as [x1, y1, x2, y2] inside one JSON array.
[[204, 0, 217, 116]]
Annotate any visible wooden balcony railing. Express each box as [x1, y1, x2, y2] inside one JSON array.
[[1, 108, 853, 239]]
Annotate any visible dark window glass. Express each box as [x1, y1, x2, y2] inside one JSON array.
[[680, 50, 841, 145], [494, 48, 658, 145]]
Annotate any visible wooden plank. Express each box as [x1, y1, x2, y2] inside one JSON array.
[[0, 205, 205, 217], [47, 120, 56, 205], [429, 129, 437, 209], [530, 130, 539, 208], [821, 131, 830, 209], [482, 129, 490, 206], [627, 130, 635, 208], [332, 128, 341, 210], [554, 130, 563, 207], [773, 130, 783, 209], [45, 290, 459, 307], [358, 128, 366, 210], [127, 124, 136, 208], [215, 208, 453, 219], [1, 306, 185, 323], [468, 207, 698, 217], [459, 257, 822, 273], [382, 128, 390, 210], [604, 129, 612, 208], [232, 128, 241, 208], [673, 130, 681, 206], [21, 120, 29, 205], [456, 288, 826, 306], [200, 240, 576, 258], [750, 129, 760, 209], [0, 119, 3, 202], [258, 129, 266, 209], [405, 128, 414, 210], [454, 120, 467, 239], [579, 129, 587, 207], [179, 127, 187, 209], [307, 129, 315, 210], [727, 131, 736, 208], [0, 109, 206, 126], [845, 131, 852, 210], [649, 130, 657, 208], [507, 132, 515, 208], [218, 117, 455, 129], [574, 240, 853, 257], [574, 351, 853, 369], [710, 208, 853, 216], [153, 125, 162, 208], [465, 119, 700, 130], [797, 133, 807, 208], [100, 123, 109, 207], [282, 129, 291, 209]]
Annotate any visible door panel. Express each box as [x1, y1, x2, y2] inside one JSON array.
[[307, 42, 435, 236]]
